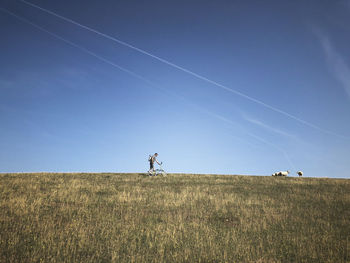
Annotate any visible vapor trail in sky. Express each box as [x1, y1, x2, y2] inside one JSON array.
[[18, 0, 348, 140], [0, 8, 156, 91], [0, 7, 297, 171]]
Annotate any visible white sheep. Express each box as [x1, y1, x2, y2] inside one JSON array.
[[297, 171, 303, 177], [272, 170, 290, 176]]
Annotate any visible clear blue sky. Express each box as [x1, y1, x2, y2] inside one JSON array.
[[1, 0, 349, 178]]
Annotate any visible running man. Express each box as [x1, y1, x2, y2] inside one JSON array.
[[148, 153, 161, 175]]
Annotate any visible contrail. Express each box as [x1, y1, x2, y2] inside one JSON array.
[[0, 7, 297, 170], [0, 8, 158, 91], [247, 132, 296, 170], [173, 95, 297, 170], [18, 0, 349, 140]]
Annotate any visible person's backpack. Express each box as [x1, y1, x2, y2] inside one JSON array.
[[148, 154, 152, 162]]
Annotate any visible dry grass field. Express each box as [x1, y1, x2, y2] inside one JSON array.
[[0, 172, 349, 262]]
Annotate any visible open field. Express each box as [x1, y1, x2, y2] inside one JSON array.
[[0, 173, 349, 262]]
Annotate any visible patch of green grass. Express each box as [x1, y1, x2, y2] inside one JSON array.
[[0, 173, 349, 262]]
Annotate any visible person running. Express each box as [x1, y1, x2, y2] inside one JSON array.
[[148, 153, 161, 175]]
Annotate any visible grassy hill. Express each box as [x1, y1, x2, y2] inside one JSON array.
[[0, 173, 349, 262]]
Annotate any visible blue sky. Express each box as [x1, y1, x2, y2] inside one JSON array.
[[0, 0, 349, 178]]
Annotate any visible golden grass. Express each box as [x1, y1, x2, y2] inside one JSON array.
[[0, 173, 349, 262]]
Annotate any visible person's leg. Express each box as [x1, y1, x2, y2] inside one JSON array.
[[148, 162, 154, 175]]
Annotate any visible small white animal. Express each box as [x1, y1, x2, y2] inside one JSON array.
[[297, 171, 303, 177], [272, 170, 290, 176]]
